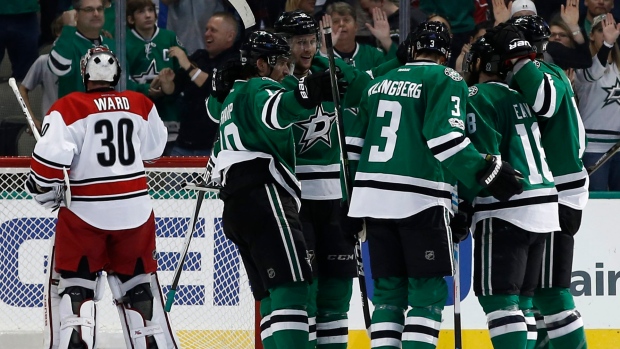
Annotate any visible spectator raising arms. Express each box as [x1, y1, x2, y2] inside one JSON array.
[[575, 13, 620, 191]]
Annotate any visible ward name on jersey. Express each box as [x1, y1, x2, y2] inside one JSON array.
[[30, 90, 167, 230]]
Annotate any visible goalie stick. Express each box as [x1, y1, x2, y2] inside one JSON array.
[[587, 140, 620, 175], [8, 77, 72, 208], [322, 22, 372, 331]]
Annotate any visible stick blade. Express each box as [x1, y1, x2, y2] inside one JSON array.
[[227, 0, 256, 29]]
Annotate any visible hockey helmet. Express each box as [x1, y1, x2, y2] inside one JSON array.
[[241, 30, 291, 67], [465, 36, 506, 78], [274, 10, 320, 38], [80, 46, 121, 88], [410, 21, 452, 59], [509, 15, 550, 54]]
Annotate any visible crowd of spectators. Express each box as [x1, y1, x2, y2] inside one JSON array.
[[1, 0, 619, 190]]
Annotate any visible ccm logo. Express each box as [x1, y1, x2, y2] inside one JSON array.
[[509, 40, 530, 50]]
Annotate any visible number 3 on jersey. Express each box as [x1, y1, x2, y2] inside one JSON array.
[[368, 97, 461, 162]]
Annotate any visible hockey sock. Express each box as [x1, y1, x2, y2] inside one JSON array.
[[533, 308, 550, 349], [534, 287, 587, 349], [402, 277, 446, 349], [259, 297, 276, 349], [269, 281, 309, 348], [370, 277, 407, 349], [307, 279, 318, 349], [316, 276, 353, 349], [519, 296, 537, 349], [478, 294, 527, 349]]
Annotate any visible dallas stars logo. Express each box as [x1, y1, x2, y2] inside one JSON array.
[[295, 105, 336, 153], [131, 60, 158, 84], [602, 78, 620, 107]]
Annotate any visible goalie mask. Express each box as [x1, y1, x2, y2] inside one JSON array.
[[410, 21, 452, 61], [509, 15, 551, 54], [80, 46, 121, 88], [465, 36, 506, 85]]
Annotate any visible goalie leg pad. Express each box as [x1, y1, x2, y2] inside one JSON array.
[[56, 275, 102, 349], [108, 273, 179, 349]]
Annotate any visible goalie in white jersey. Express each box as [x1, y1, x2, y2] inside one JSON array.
[[25, 46, 179, 349]]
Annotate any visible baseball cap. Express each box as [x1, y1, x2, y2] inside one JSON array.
[[590, 14, 606, 35], [511, 0, 538, 17]]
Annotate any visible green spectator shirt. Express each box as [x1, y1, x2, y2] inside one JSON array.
[[0, 0, 39, 14]]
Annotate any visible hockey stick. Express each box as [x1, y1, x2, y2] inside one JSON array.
[[8, 77, 72, 208], [587, 140, 620, 175], [322, 21, 372, 331], [453, 242, 462, 349], [227, 0, 256, 29], [164, 151, 221, 311]]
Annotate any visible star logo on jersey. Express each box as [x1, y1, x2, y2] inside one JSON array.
[[295, 105, 336, 153], [602, 78, 620, 107], [131, 60, 159, 84]]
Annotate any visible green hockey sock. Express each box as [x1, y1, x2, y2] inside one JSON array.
[[269, 281, 309, 348], [479, 295, 526, 349], [259, 297, 276, 349], [370, 277, 407, 349], [533, 309, 550, 349], [544, 310, 587, 349], [402, 277, 447, 349], [316, 277, 353, 349], [308, 280, 318, 349], [520, 296, 537, 349]]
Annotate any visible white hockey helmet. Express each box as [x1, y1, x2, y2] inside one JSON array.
[[80, 46, 121, 88]]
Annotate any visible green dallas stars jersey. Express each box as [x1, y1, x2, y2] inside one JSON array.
[[321, 42, 396, 72], [465, 82, 559, 233], [511, 59, 588, 210], [208, 77, 311, 206], [48, 26, 115, 98], [126, 27, 184, 124], [348, 62, 489, 219], [280, 55, 373, 200]]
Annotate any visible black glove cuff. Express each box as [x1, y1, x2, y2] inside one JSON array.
[[293, 77, 320, 109]]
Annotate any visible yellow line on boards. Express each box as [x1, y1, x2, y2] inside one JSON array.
[[349, 329, 620, 348]]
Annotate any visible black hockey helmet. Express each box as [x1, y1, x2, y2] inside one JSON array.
[[240, 30, 291, 68], [465, 36, 506, 78], [508, 15, 550, 54], [410, 21, 452, 59], [274, 10, 320, 38]]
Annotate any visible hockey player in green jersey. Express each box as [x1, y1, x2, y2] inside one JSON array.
[[49, 0, 115, 98], [273, 10, 406, 348], [486, 17, 589, 349], [462, 36, 560, 349], [125, 0, 184, 153], [348, 21, 524, 349], [209, 31, 345, 349]]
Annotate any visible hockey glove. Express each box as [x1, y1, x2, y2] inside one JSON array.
[[293, 68, 347, 109], [25, 175, 65, 210], [484, 24, 536, 67], [396, 34, 413, 64], [450, 201, 473, 243], [339, 202, 366, 242], [211, 59, 243, 103], [477, 155, 524, 202]]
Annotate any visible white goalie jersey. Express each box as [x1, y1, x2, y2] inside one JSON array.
[[29, 89, 167, 230]]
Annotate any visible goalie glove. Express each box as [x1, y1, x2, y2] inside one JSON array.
[[477, 155, 524, 202], [484, 23, 536, 67], [293, 68, 347, 109], [25, 175, 65, 210]]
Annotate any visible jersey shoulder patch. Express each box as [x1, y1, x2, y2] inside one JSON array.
[[534, 60, 541, 68], [449, 117, 465, 130], [468, 86, 479, 97], [444, 67, 463, 81]]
